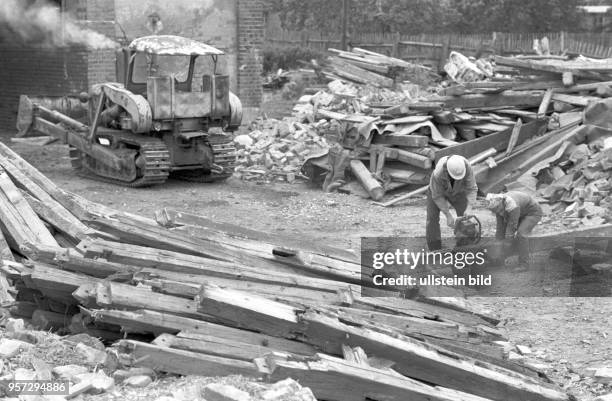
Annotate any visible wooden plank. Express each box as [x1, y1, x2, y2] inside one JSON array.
[[177, 330, 316, 357], [21, 191, 91, 243], [373, 185, 428, 207], [0, 229, 14, 305], [383, 148, 432, 169], [84, 216, 236, 261], [383, 167, 429, 184], [505, 119, 523, 156], [260, 352, 497, 401], [0, 142, 90, 222], [29, 262, 103, 305], [329, 57, 394, 87], [372, 134, 429, 147], [418, 91, 545, 111], [494, 55, 612, 73], [434, 119, 547, 162], [0, 167, 58, 247], [353, 297, 495, 328], [117, 340, 260, 377], [135, 274, 342, 306], [30, 246, 137, 278], [314, 305, 497, 344], [551, 93, 598, 107], [298, 312, 568, 401], [73, 281, 204, 319], [0, 154, 92, 240], [78, 238, 357, 293], [154, 333, 315, 361], [155, 208, 358, 263], [85, 216, 365, 284], [538, 89, 554, 117], [196, 283, 301, 337], [475, 124, 585, 193]]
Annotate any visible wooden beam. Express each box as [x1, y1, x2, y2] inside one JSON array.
[[196, 283, 301, 337], [475, 124, 585, 193], [117, 340, 260, 377], [551, 93, 598, 107], [73, 281, 203, 319], [350, 160, 384, 201], [155, 208, 358, 263], [0, 167, 58, 247], [298, 312, 568, 401], [78, 238, 357, 293], [0, 229, 14, 305], [0, 142, 91, 221], [505, 119, 523, 156], [383, 148, 432, 169], [135, 274, 342, 306], [153, 333, 315, 361], [260, 352, 496, 401], [372, 134, 429, 147], [419, 91, 545, 111], [435, 119, 547, 162]]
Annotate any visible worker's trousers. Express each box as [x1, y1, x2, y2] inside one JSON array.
[[497, 214, 541, 265], [426, 190, 467, 251]]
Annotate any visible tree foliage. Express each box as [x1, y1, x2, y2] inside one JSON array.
[[263, 0, 585, 34]]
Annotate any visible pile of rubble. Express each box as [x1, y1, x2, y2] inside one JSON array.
[[0, 141, 577, 400], [244, 48, 612, 231], [233, 117, 333, 182]]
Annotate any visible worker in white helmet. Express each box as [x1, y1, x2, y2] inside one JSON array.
[[426, 154, 478, 250]]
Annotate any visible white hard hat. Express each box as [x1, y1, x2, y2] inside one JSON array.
[[446, 155, 466, 180]]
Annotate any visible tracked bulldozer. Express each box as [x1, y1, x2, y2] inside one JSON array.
[[17, 35, 242, 186]]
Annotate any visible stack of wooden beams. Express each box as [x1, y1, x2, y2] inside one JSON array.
[[0, 141, 572, 400], [302, 52, 612, 202], [322, 47, 435, 88]]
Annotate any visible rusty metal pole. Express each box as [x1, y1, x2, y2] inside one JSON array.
[[341, 0, 349, 50]]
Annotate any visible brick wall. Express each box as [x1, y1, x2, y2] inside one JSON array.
[[0, 0, 116, 129], [0, 46, 88, 129], [237, 0, 264, 108], [84, 0, 117, 86]]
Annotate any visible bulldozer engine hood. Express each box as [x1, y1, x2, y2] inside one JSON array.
[[129, 35, 224, 56]]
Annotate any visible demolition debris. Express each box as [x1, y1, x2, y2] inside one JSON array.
[[0, 140, 575, 401]]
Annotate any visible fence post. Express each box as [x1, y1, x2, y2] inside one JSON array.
[[560, 31, 565, 53], [392, 32, 401, 58], [438, 35, 451, 73]]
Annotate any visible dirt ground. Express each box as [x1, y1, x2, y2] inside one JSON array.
[[1, 91, 611, 399]]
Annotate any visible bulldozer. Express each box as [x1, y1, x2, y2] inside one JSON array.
[[16, 35, 242, 186]]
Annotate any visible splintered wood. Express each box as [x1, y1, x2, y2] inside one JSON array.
[[0, 142, 573, 401]]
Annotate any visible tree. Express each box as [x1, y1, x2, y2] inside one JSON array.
[[262, 0, 586, 34]]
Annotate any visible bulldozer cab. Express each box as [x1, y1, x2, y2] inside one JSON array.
[[115, 35, 232, 121]]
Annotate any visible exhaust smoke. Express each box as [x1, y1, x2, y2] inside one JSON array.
[[0, 0, 118, 49]]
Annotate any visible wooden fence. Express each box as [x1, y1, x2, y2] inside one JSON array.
[[265, 30, 612, 66]]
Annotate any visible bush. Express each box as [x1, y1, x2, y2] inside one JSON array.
[[262, 46, 327, 74]]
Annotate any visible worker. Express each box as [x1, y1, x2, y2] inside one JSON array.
[[485, 191, 543, 268], [426, 155, 478, 250]]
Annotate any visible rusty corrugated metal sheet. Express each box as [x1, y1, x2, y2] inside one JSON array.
[[129, 35, 224, 56]]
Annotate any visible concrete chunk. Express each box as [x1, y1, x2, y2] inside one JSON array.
[[0, 338, 33, 358], [203, 383, 251, 401]]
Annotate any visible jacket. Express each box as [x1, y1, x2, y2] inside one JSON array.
[[429, 155, 478, 213], [496, 191, 543, 236]]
